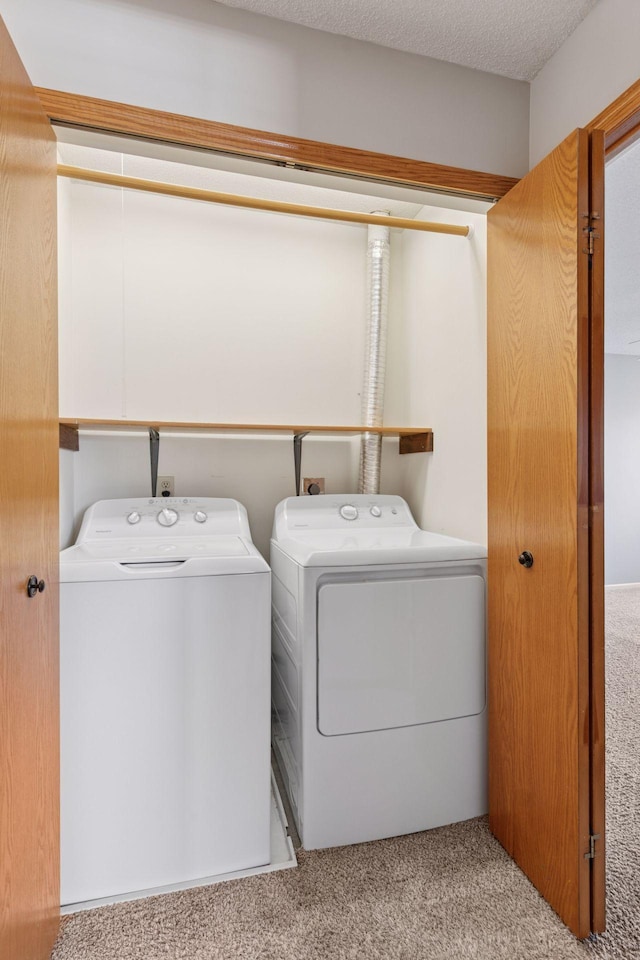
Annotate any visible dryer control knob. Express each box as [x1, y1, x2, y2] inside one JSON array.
[[194, 510, 207, 523], [157, 507, 179, 527], [339, 504, 358, 521], [370, 505, 382, 517], [127, 511, 141, 524]]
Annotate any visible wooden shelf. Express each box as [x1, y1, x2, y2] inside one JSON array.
[[59, 419, 434, 454]]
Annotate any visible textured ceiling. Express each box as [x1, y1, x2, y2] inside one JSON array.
[[214, 0, 598, 81], [605, 139, 640, 356]]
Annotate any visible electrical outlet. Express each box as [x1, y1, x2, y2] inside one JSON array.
[[158, 475, 174, 497], [304, 477, 325, 495]]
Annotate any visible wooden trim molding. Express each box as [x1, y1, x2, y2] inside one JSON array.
[[588, 77, 640, 157], [37, 87, 519, 199]]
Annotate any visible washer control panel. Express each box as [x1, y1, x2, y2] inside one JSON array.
[[157, 507, 179, 527], [76, 497, 252, 542]]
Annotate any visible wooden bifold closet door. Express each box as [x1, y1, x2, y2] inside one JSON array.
[[487, 127, 605, 938], [0, 14, 60, 960]]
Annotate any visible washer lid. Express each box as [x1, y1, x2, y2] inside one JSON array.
[[59, 538, 268, 581], [63, 535, 249, 562]]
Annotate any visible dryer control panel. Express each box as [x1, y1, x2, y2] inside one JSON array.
[[273, 494, 417, 539]]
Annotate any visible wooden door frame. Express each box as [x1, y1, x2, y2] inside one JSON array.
[[585, 77, 640, 933], [588, 78, 640, 157]]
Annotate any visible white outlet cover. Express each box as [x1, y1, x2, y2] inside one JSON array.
[[158, 475, 174, 496]]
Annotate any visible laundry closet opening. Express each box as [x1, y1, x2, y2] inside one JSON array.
[[56, 125, 490, 558]]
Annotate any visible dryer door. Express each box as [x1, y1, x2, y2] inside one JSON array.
[[317, 573, 485, 736]]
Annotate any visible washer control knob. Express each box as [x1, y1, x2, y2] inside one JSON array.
[[127, 511, 141, 525], [194, 510, 207, 523], [339, 504, 358, 521], [157, 507, 179, 527], [370, 505, 382, 517]]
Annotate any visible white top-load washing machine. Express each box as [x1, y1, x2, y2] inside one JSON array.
[[60, 497, 270, 907], [270, 494, 487, 850]]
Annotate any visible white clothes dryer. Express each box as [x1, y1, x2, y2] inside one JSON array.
[[60, 497, 270, 907], [270, 494, 487, 850]]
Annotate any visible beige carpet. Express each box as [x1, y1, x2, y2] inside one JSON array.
[[52, 586, 640, 960], [586, 584, 640, 959]]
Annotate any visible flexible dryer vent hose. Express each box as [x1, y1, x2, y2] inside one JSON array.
[[359, 215, 390, 494]]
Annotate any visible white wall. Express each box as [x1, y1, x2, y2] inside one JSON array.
[[59, 172, 488, 553], [60, 178, 370, 423], [58, 171, 399, 554], [604, 354, 640, 585], [530, 0, 640, 166], [2, 0, 529, 177], [383, 206, 488, 545]]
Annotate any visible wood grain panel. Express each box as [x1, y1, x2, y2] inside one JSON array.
[[487, 129, 592, 938], [0, 15, 60, 960], [588, 130, 606, 934], [36, 88, 519, 200]]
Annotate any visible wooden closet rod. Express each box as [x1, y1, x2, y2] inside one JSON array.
[[57, 165, 471, 237]]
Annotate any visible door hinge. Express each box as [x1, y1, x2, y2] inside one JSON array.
[[585, 228, 595, 256], [584, 833, 601, 860], [582, 212, 601, 257]]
